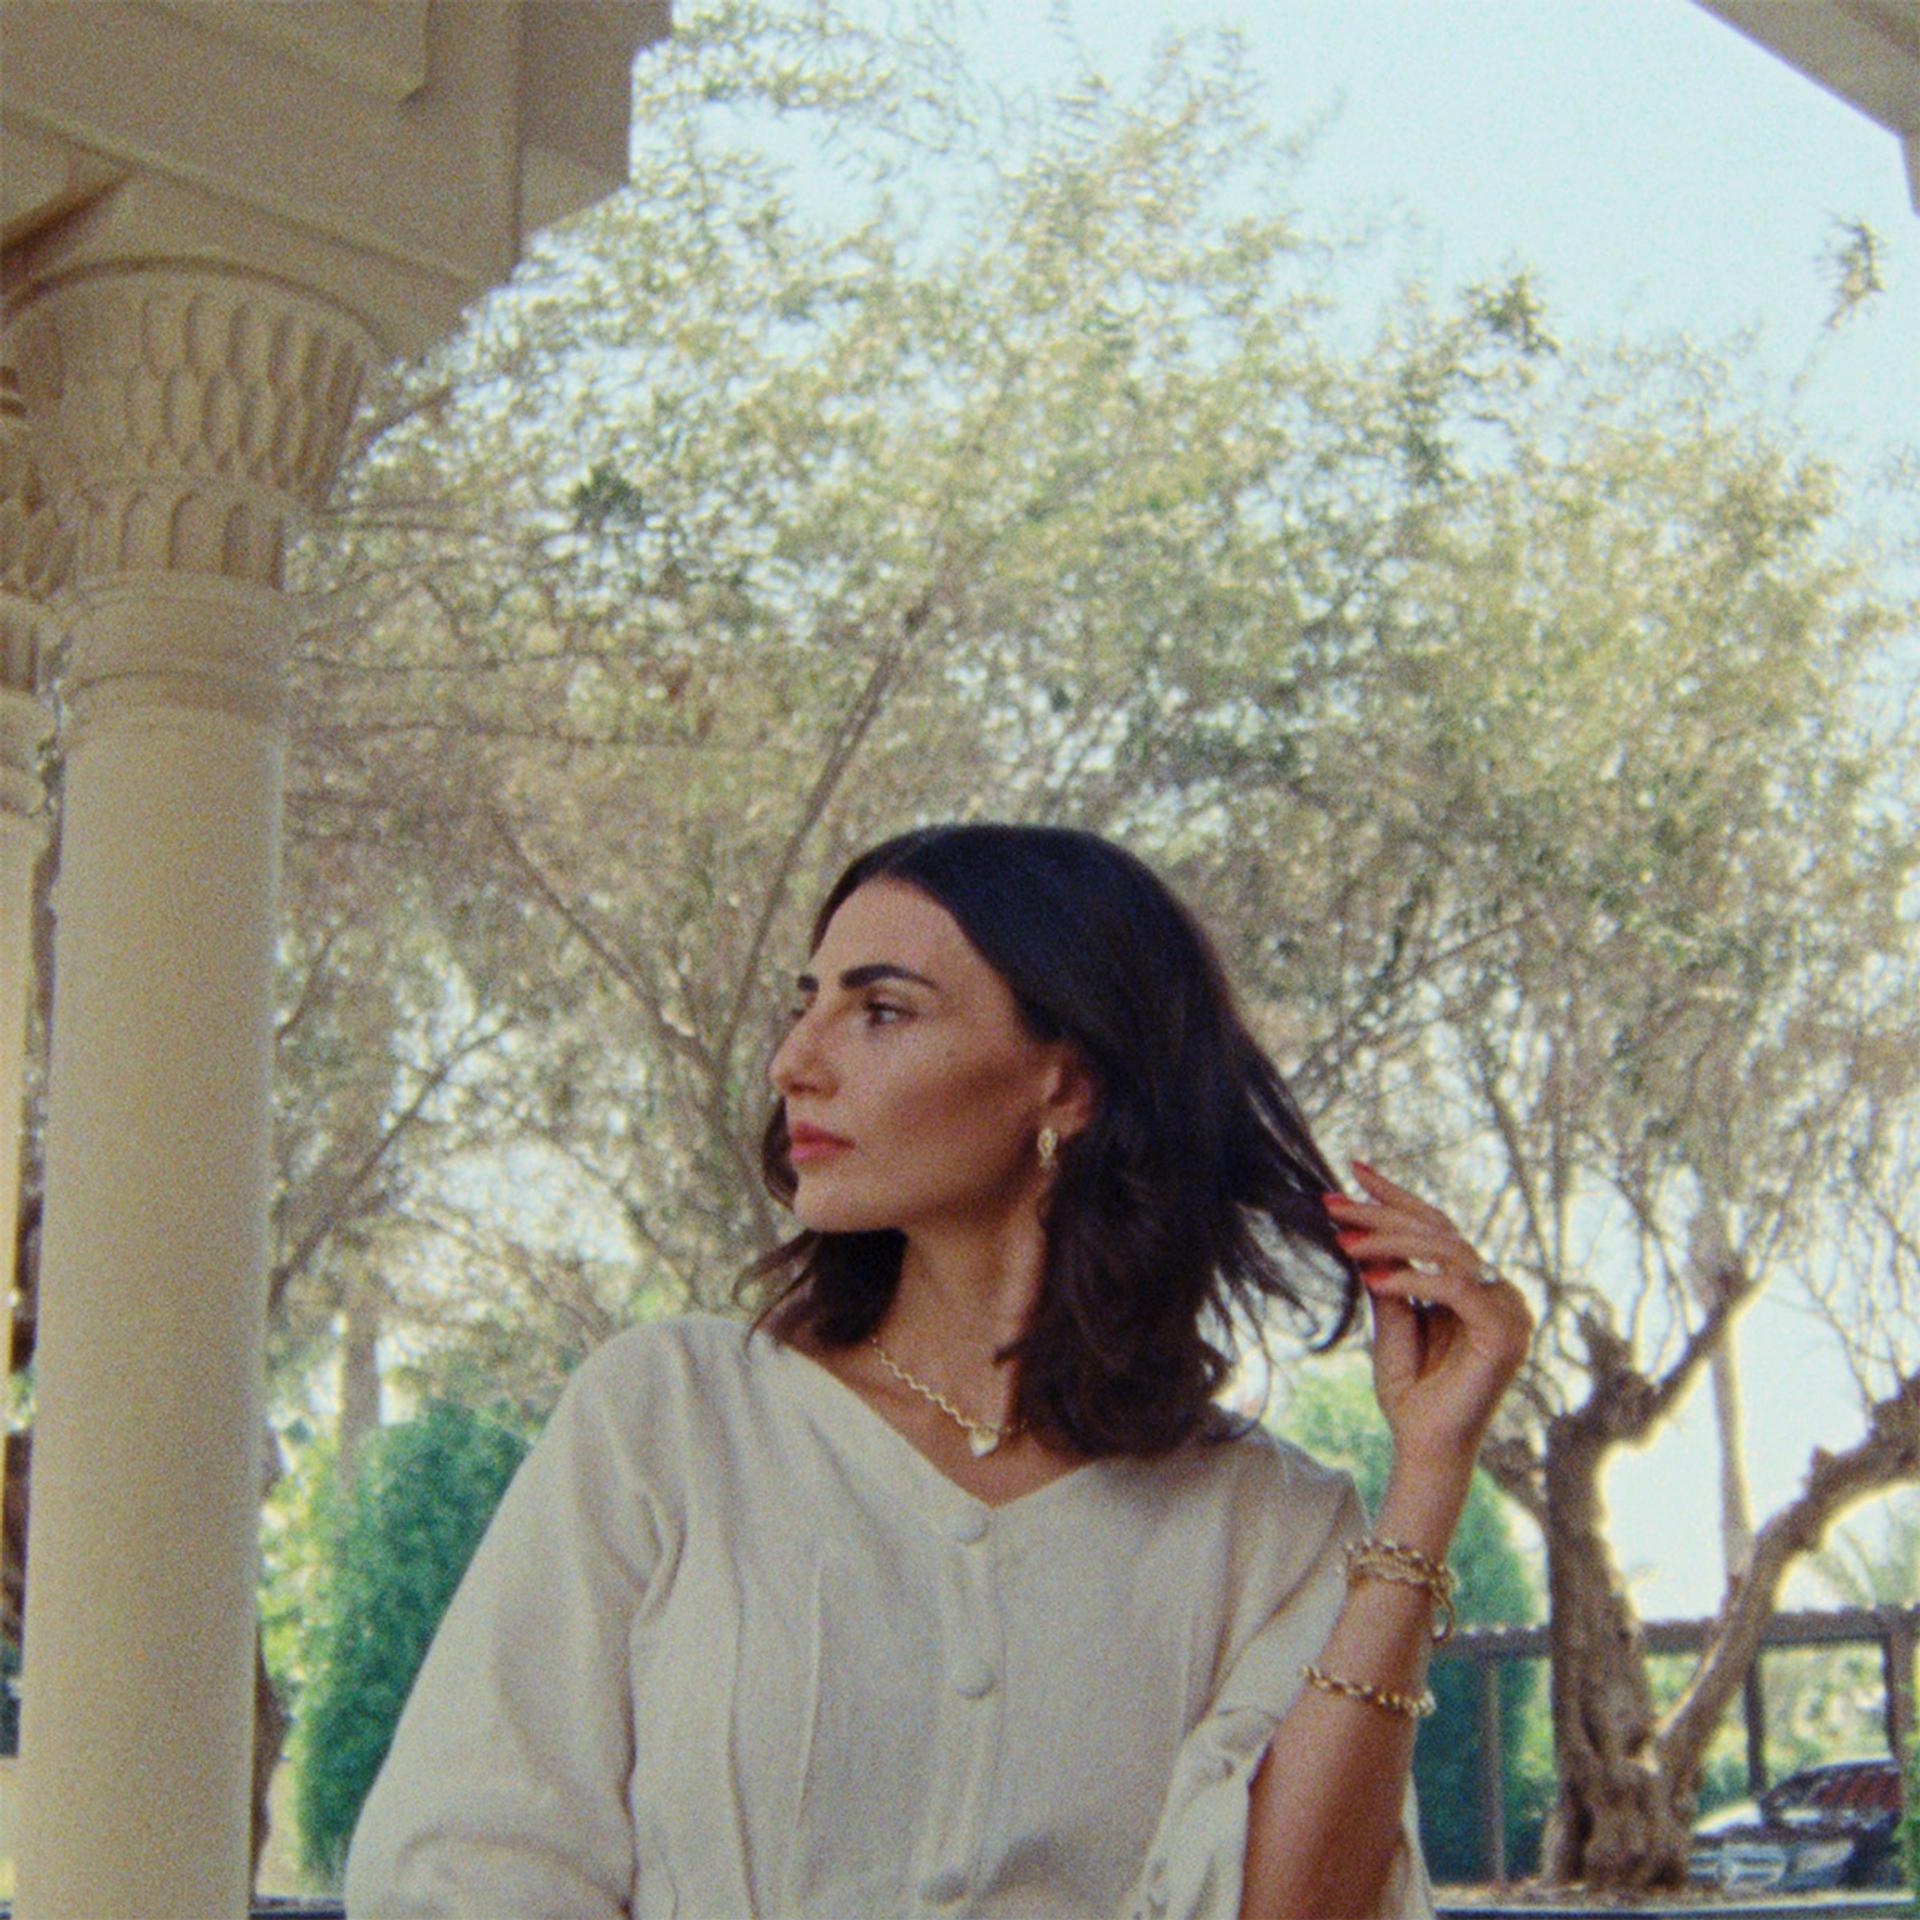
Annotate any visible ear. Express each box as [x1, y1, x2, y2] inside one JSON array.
[[1039, 1045, 1098, 1142]]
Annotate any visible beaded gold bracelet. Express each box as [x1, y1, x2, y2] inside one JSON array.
[[1343, 1536, 1458, 1644], [1302, 1662, 1436, 1720]]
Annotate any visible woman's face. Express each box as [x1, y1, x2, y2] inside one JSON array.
[[769, 878, 1080, 1237]]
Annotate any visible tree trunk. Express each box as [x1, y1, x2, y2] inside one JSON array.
[[1705, 1333, 1753, 1578], [249, 1626, 289, 1889], [2, 1425, 25, 1650], [337, 1270, 383, 1494], [1539, 1422, 1694, 1888], [1688, 1213, 1753, 1583]]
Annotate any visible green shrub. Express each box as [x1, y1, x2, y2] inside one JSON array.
[[1692, 1742, 1754, 1819], [1902, 1729, 1919, 1912], [0, 1634, 18, 1756], [293, 1401, 530, 1887]]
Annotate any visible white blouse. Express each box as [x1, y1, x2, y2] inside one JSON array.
[[344, 1311, 1435, 1919]]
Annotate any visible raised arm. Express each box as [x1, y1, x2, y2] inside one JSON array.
[[1238, 1159, 1533, 1920]]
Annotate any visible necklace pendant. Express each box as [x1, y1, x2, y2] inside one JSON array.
[[968, 1428, 999, 1458]]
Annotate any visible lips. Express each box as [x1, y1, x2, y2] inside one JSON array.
[[787, 1122, 853, 1164]]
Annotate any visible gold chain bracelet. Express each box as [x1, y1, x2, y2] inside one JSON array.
[[1343, 1536, 1458, 1644], [1302, 1662, 1436, 1720]]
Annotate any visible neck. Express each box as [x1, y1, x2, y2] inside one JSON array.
[[877, 1221, 1046, 1428]]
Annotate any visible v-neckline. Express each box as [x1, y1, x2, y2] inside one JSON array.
[[769, 1335, 1109, 1514]]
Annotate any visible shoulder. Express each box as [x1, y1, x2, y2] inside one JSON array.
[[1191, 1409, 1360, 1508], [544, 1310, 765, 1443], [524, 1313, 772, 1525], [1173, 1417, 1367, 1573], [568, 1308, 766, 1385]]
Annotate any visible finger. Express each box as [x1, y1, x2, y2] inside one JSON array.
[[1349, 1158, 1452, 1228], [1362, 1261, 1532, 1364], [1324, 1194, 1450, 1246], [1333, 1225, 1480, 1274], [1367, 1283, 1427, 1386], [1360, 1258, 1490, 1304], [1322, 1191, 1402, 1223]]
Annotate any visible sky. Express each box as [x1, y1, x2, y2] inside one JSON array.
[[969, 0, 1915, 485], [833, 0, 1917, 1622]]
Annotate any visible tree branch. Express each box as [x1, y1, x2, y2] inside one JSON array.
[[1657, 1364, 1920, 1772], [1566, 1264, 1754, 1452], [483, 804, 719, 1082], [267, 1012, 517, 1316], [713, 592, 928, 1077]]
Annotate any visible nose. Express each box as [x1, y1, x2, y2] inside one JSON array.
[[770, 1006, 832, 1099]]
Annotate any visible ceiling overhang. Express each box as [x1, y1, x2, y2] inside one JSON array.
[[1, 0, 673, 354], [1695, 0, 1920, 211]]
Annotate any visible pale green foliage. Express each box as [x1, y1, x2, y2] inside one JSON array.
[[1812, 1495, 1920, 1608], [259, 1426, 336, 1716], [261, 4, 1920, 1883], [1821, 217, 1886, 332], [281, 2, 1437, 1391], [1757, 1496, 1920, 1782], [275, 0, 1919, 1477]]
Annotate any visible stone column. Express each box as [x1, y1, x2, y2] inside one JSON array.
[[0, 362, 68, 1333], [4, 264, 369, 1920]]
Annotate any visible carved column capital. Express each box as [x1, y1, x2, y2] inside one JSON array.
[[5, 263, 373, 591], [4, 263, 374, 736]]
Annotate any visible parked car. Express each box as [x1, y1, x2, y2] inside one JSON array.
[[1688, 1755, 1906, 1892]]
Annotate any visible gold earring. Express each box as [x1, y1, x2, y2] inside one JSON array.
[[1038, 1127, 1059, 1170]]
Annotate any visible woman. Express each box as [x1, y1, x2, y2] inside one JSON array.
[[345, 823, 1532, 1919]]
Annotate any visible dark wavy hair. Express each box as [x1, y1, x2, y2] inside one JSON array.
[[734, 823, 1361, 1457]]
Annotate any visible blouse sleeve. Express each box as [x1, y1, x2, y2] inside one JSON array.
[[344, 1343, 666, 1919], [1121, 1469, 1436, 1920]]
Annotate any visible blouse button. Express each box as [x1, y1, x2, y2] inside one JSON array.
[[946, 1508, 989, 1544], [920, 1866, 967, 1904], [950, 1659, 995, 1699]]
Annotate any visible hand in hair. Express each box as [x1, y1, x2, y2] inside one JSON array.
[[1323, 1159, 1533, 1474]]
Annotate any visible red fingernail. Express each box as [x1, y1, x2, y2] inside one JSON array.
[[1334, 1229, 1364, 1247]]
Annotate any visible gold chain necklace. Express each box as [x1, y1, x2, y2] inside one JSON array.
[[868, 1334, 1027, 1457]]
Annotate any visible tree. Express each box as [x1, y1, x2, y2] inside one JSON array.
[[1277, 1356, 1551, 1881], [1247, 357, 1920, 1884], [254, 1, 1920, 1890], [292, 1401, 530, 1886], [1402, 413, 1912, 1885], [278, 2, 1412, 1386]]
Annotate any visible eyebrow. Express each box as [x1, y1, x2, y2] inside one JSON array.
[[794, 962, 941, 996]]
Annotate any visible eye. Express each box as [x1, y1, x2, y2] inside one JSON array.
[[863, 1001, 906, 1026]]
